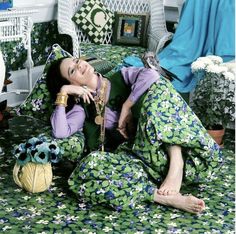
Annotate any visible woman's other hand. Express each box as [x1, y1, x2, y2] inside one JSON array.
[[60, 85, 94, 104], [118, 100, 134, 139]]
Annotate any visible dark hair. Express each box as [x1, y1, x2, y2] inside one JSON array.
[[46, 57, 76, 112]]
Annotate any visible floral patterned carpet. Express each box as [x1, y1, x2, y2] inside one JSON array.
[[0, 115, 235, 234]]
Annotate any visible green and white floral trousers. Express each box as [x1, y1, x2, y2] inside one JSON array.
[[68, 78, 223, 211]]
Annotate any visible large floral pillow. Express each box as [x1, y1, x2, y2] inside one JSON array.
[[14, 131, 85, 163], [72, 0, 114, 44], [15, 44, 114, 123], [14, 44, 71, 123]]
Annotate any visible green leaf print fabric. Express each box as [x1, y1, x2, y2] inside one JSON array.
[[69, 78, 223, 211], [131, 79, 223, 185], [69, 151, 155, 211]]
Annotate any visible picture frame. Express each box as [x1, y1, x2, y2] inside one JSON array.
[[0, 0, 13, 10], [113, 12, 149, 47]]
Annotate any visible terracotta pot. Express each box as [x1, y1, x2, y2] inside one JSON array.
[[207, 128, 225, 148]]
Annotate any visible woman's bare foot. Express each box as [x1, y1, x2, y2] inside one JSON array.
[[154, 189, 205, 214], [158, 169, 183, 196], [158, 145, 183, 195]]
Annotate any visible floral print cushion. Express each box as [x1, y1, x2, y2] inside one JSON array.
[[5, 116, 85, 163], [14, 44, 72, 123], [13, 131, 85, 165]]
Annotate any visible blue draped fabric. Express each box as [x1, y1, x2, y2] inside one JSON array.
[[158, 0, 235, 92]]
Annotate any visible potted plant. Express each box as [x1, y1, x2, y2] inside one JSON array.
[[191, 55, 235, 146]]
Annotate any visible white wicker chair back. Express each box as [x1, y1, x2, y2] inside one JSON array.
[[58, 0, 172, 57]]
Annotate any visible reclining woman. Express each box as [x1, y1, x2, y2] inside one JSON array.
[[46, 56, 223, 214]]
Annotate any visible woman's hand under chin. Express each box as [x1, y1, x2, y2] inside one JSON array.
[[60, 84, 94, 104]]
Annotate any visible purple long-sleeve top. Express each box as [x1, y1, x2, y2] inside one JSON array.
[[51, 67, 160, 138]]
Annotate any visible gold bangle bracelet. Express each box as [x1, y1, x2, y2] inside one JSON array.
[[55, 93, 68, 107]]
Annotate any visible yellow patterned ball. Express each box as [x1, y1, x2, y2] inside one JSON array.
[[13, 162, 53, 193]]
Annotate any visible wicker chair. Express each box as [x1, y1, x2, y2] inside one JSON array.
[[57, 0, 173, 57]]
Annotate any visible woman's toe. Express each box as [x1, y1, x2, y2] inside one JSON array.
[[157, 189, 164, 195]]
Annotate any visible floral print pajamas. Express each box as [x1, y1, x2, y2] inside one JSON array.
[[69, 78, 223, 211]]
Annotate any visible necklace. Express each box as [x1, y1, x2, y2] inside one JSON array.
[[93, 77, 109, 151]]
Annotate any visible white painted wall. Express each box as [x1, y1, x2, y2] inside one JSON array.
[[13, 0, 57, 23]]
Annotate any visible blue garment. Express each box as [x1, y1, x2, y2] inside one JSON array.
[[158, 0, 235, 92], [123, 56, 143, 68]]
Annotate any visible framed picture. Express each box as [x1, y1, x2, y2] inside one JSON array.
[[113, 12, 149, 47], [0, 0, 12, 10]]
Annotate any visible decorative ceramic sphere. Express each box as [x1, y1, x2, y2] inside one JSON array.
[[13, 162, 53, 193]]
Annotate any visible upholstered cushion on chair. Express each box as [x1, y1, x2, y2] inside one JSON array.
[[72, 0, 114, 44], [80, 55, 115, 74], [15, 44, 114, 123]]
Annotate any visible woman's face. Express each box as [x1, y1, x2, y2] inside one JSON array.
[[60, 57, 96, 86]]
